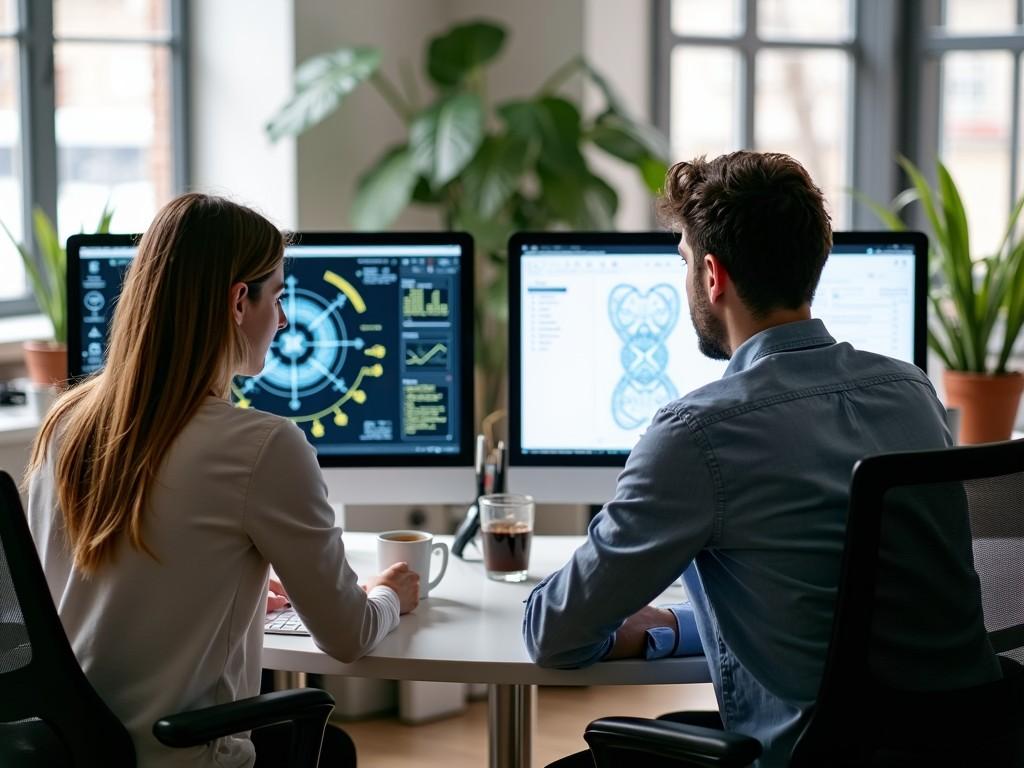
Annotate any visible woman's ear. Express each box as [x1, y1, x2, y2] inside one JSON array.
[[230, 282, 249, 326]]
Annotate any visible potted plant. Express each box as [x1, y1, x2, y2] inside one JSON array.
[[3, 205, 113, 386], [266, 20, 669, 425], [860, 157, 1024, 443]]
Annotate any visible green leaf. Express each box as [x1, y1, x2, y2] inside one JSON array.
[[995, 237, 1024, 370], [639, 157, 667, 193], [266, 47, 381, 142], [577, 59, 626, 115], [459, 135, 529, 218], [848, 188, 909, 231], [453, 205, 513, 256], [540, 167, 618, 229], [589, 112, 670, 193], [935, 160, 982, 368], [1, 217, 55, 337], [426, 21, 506, 87], [409, 92, 485, 188], [411, 176, 440, 204], [929, 292, 968, 370], [95, 198, 115, 234], [591, 110, 670, 164], [349, 146, 419, 230], [33, 209, 65, 344], [499, 97, 585, 174]]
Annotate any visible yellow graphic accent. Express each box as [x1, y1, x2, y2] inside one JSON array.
[[406, 342, 447, 366], [230, 268, 390, 440], [403, 288, 448, 318], [323, 270, 367, 313]]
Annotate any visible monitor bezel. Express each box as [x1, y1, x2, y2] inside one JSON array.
[[507, 229, 929, 469], [66, 232, 142, 384], [66, 230, 476, 470]]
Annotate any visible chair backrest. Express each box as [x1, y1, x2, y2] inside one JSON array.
[[0, 469, 136, 767], [793, 439, 1024, 766]]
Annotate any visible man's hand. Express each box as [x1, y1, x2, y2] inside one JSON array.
[[267, 577, 289, 614], [364, 562, 420, 615], [605, 605, 677, 660]]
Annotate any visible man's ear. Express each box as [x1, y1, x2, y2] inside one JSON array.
[[703, 254, 730, 305], [230, 282, 249, 326]]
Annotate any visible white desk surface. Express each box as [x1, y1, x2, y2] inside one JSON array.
[[263, 532, 711, 687], [0, 404, 39, 446]]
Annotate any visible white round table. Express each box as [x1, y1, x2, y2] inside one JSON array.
[[263, 533, 710, 768]]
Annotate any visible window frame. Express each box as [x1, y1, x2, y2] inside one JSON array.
[[906, 0, 1024, 221], [0, 0, 189, 319], [652, 0, 912, 229]]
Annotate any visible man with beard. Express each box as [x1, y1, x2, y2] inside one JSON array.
[[523, 152, 1002, 766]]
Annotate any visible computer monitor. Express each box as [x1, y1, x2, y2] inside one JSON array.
[[507, 231, 928, 503], [67, 232, 476, 505]]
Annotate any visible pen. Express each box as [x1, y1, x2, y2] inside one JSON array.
[[493, 440, 506, 494], [474, 433, 486, 500]]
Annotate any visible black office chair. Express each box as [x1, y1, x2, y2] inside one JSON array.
[[0, 470, 336, 768], [580, 439, 1024, 768]]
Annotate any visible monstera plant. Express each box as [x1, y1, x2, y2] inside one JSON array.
[[266, 20, 670, 420]]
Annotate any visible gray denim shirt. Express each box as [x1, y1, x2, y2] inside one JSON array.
[[523, 318, 1000, 766]]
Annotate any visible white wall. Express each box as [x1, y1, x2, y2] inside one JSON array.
[[293, 0, 592, 231], [293, 1, 450, 230], [190, 1, 654, 233], [584, 0, 656, 229], [190, 0, 297, 229]]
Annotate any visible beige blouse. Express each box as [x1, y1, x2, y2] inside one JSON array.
[[28, 397, 399, 768]]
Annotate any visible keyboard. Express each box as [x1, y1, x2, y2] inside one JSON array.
[[264, 608, 309, 636]]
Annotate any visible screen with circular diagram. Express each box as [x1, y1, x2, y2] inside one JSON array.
[[230, 244, 464, 457], [69, 237, 469, 462]]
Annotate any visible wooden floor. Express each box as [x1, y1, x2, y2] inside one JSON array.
[[336, 683, 719, 767]]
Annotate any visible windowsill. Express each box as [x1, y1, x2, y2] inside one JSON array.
[[0, 313, 51, 365]]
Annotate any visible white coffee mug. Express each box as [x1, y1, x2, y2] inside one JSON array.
[[376, 530, 449, 599]]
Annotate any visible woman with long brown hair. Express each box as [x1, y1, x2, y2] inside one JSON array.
[[25, 193, 419, 767]]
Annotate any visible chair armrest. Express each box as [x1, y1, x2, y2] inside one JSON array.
[[584, 717, 762, 767], [153, 688, 335, 748]]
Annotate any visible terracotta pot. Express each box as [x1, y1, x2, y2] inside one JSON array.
[[942, 370, 1024, 444], [22, 340, 68, 387]]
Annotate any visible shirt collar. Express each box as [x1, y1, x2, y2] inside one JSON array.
[[724, 318, 836, 376]]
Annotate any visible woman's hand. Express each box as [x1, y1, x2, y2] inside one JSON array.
[[364, 562, 420, 614], [267, 576, 289, 614]]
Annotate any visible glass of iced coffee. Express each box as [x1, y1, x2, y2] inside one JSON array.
[[479, 493, 534, 582]]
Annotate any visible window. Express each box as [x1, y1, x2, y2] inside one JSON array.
[[915, 0, 1024, 257], [0, 0, 187, 313], [656, 0, 856, 227]]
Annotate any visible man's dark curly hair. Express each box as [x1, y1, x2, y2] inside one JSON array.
[[656, 151, 833, 317]]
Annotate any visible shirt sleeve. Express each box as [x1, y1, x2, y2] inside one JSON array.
[[244, 420, 400, 662], [522, 406, 717, 668]]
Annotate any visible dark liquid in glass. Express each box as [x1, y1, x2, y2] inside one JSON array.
[[482, 523, 532, 573]]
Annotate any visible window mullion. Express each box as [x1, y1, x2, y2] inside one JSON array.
[[1011, 51, 1022, 211], [170, 0, 189, 193], [742, 0, 758, 148], [18, 0, 57, 247]]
